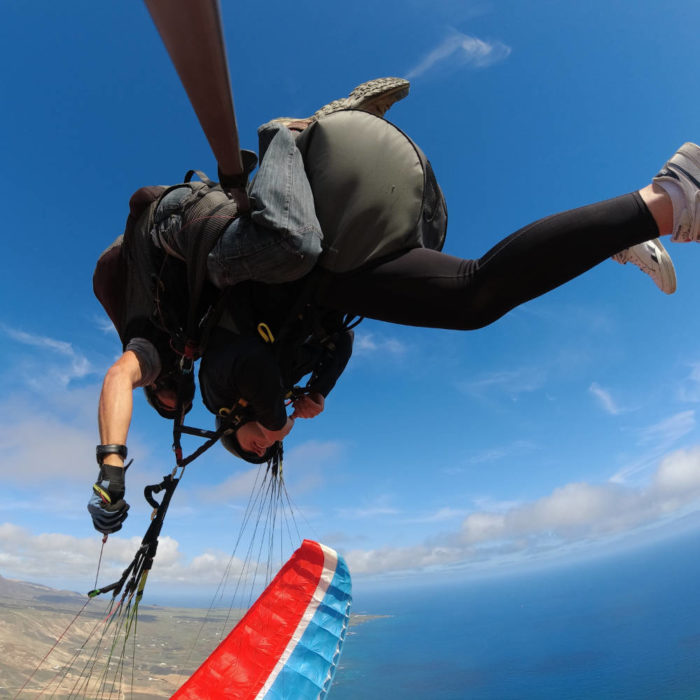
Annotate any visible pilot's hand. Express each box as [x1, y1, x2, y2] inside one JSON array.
[[87, 464, 129, 534], [291, 392, 325, 419]]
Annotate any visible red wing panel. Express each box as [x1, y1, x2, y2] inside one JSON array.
[[173, 540, 326, 699]]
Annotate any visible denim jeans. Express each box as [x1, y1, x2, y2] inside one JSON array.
[[206, 122, 323, 288]]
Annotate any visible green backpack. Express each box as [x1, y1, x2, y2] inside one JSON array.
[[296, 109, 448, 273]]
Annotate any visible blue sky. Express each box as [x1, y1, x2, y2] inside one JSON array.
[[1, 0, 700, 601]]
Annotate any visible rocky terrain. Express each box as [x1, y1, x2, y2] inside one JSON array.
[[0, 574, 243, 698], [0, 574, 378, 698]]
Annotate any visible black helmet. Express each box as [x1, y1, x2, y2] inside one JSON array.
[[216, 416, 282, 466], [143, 371, 195, 419]]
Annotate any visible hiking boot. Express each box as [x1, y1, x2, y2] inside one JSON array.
[[269, 117, 314, 132], [273, 77, 410, 129], [612, 238, 677, 294], [313, 77, 410, 120], [653, 142, 700, 242]]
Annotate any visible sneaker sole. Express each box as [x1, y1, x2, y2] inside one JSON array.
[[313, 77, 410, 119], [651, 238, 677, 294]]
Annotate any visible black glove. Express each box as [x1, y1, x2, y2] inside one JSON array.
[[87, 464, 130, 534]]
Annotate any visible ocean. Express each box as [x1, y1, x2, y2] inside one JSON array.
[[331, 531, 700, 699]]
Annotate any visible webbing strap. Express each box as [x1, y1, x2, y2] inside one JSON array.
[[184, 169, 217, 186], [181, 191, 239, 343], [89, 415, 235, 601], [87, 473, 179, 600]]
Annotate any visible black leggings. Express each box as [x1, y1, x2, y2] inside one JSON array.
[[322, 193, 659, 330]]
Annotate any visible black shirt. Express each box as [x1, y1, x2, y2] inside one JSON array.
[[199, 325, 353, 430]]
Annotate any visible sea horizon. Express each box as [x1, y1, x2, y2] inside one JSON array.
[[331, 527, 700, 699]]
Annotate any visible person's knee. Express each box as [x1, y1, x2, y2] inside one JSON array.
[[290, 227, 323, 264], [456, 292, 510, 331]]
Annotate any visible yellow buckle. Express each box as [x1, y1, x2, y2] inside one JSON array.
[[257, 322, 275, 344]]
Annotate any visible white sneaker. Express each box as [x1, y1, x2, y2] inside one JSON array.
[[653, 142, 700, 242], [612, 238, 677, 294]]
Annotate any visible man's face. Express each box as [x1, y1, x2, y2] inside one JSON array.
[[237, 422, 275, 457]]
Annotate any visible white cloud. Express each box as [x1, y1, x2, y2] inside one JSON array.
[[336, 495, 400, 520], [501, 481, 639, 539], [197, 466, 266, 503], [0, 383, 166, 493], [354, 332, 407, 357], [344, 446, 700, 575], [654, 447, 700, 494], [636, 411, 695, 449], [610, 411, 697, 484], [346, 543, 461, 575], [461, 511, 505, 543], [407, 506, 470, 524], [0, 324, 94, 389], [462, 441, 537, 468], [445, 443, 538, 476], [5, 447, 700, 585], [283, 440, 345, 494], [93, 314, 119, 335], [0, 524, 255, 588], [337, 505, 400, 519], [678, 363, 700, 403], [470, 496, 523, 513], [3, 326, 78, 356], [0, 405, 97, 482], [459, 367, 546, 398], [196, 440, 345, 503], [589, 382, 622, 415], [406, 30, 511, 80], [285, 439, 344, 465]]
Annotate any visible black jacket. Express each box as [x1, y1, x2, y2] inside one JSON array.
[[199, 323, 353, 431]]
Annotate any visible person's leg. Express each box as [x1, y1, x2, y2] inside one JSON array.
[[207, 125, 323, 287], [638, 183, 674, 234], [611, 142, 700, 292], [323, 191, 662, 330], [610, 184, 676, 293]]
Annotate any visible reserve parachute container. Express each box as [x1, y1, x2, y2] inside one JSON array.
[[296, 109, 448, 273]]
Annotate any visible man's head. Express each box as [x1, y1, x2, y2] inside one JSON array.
[[144, 371, 194, 419], [217, 416, 281, 465]]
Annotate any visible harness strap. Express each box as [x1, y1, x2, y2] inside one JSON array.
[[87, 472, 179, 600], [89, 406, 241, 601], [181, 193, 239, 345], [184, 169, 217, 186], [266, 268, 329, 354]]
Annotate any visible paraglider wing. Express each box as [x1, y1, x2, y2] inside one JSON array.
[[173, 540, 352, 699]]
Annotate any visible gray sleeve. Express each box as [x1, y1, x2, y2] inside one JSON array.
[[125, 337, 162, 387]]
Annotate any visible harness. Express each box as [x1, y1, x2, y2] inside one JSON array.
[[151, 169, 244, 363], [89, 164, 360, 610], [88, 168, 254, 604]]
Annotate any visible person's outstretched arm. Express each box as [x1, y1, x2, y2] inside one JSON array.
[[88, 349, 148, 535], [97, 350, 144, 466]]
